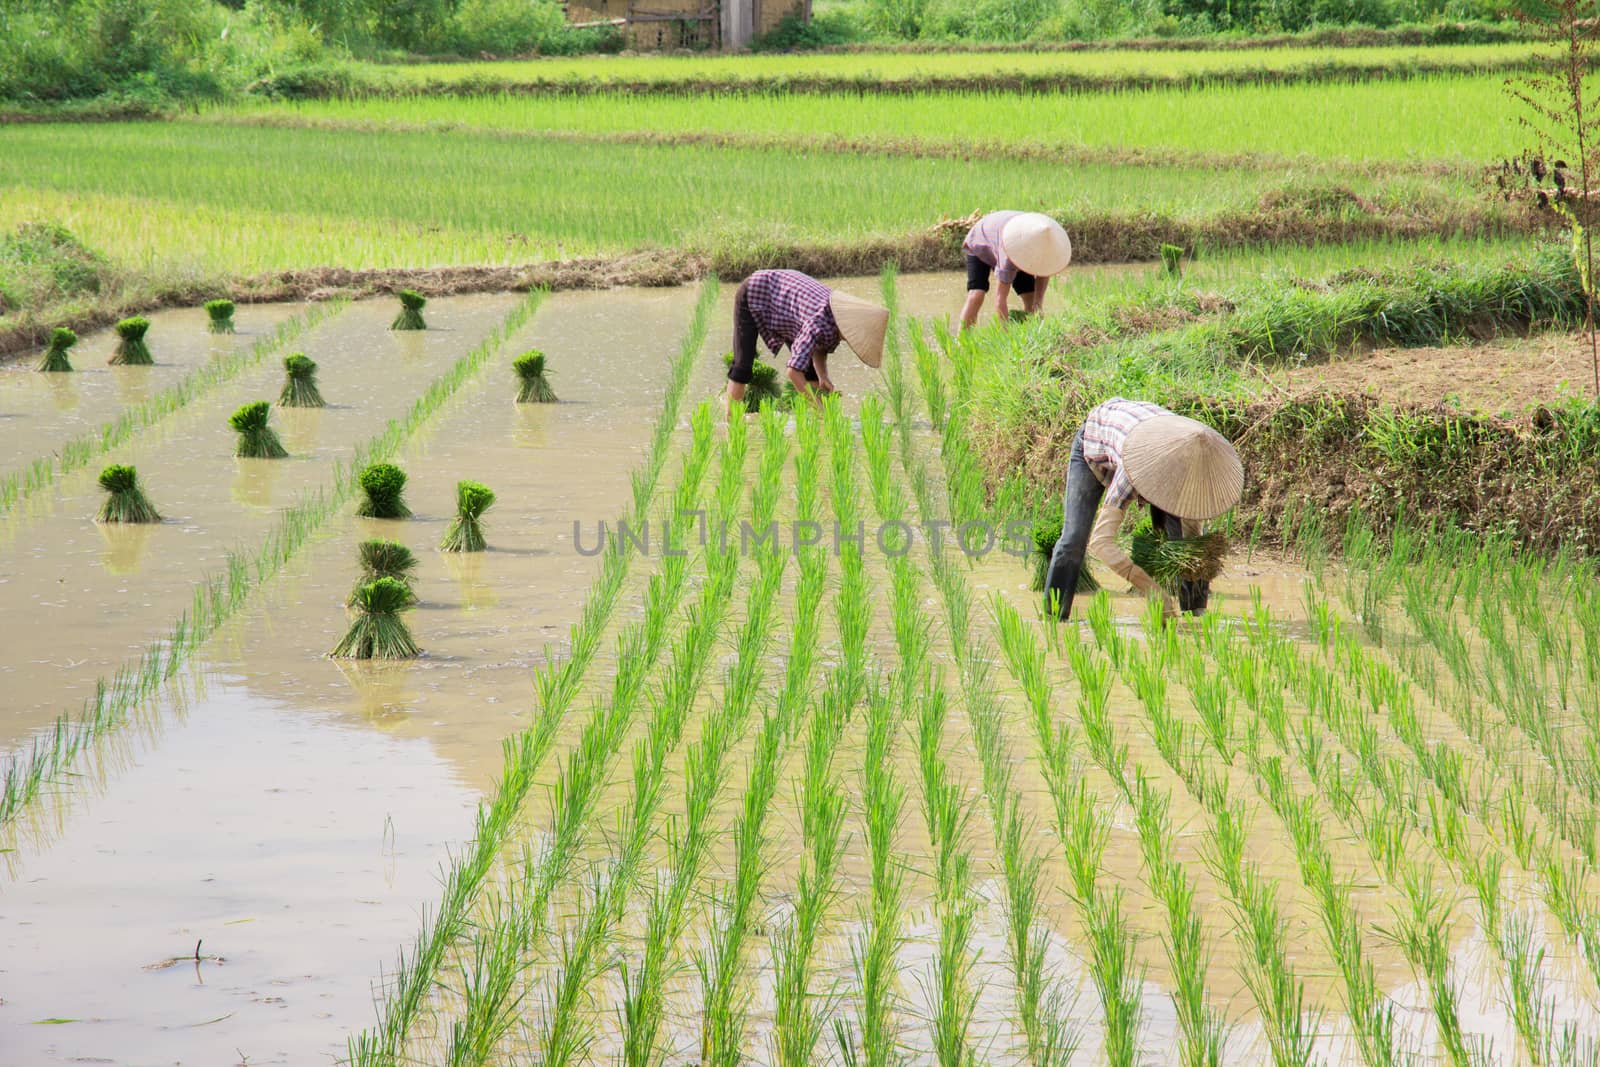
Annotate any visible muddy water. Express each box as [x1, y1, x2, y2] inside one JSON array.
[[0, 303, 309, 482], [0, 285, 716, 1064], [0, 294, 519, 745]]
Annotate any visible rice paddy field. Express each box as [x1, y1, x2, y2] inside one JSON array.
[[4, 33, 1600, 1067]]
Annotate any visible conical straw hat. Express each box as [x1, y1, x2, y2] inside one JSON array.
[[829, 290, 889, 369], [1001, 213, 1072, 277], [1121, 415, 1243, 520]]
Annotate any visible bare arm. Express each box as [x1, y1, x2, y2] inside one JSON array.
[[994, 279, 1013, 320], [1086, 502, 1175, 608]]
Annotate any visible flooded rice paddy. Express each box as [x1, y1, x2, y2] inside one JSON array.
[[3, 273, 1598, 1066]]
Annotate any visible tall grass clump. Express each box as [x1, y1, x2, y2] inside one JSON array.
[[95, 464, 161, 524], [440, 480, 495, 552], [513, 349, 557, 402], [110, 316, 153, 366], [36, 326, 76, 372], [351, 539, 418, 606], [279, 353, 325, 407], [391, 289, 428, 331], [205, 298, 235, 334], [356, 462, 411, 518], [229, 400, 288, 458], [333, 577, 421, 659]]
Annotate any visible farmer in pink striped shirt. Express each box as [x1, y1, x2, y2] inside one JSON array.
[[1043, 398, 1243, 620], [726, 269, 889, 409], [960, 211, 1073, 329]]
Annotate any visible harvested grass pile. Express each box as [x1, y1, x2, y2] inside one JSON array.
[[95, 464, 161, 524], [1027, 514, 1098, 593], [205, 299, 235, 335], [440, 480, 495, 552], [724, 351, 785, 412], [350, 538, 418, 606], [279, 353, 325, 408], [110, 316, 153, 366], [357, 462, 411, 519], [36, 326, 76, 372], [391, 289, 427, 331], [332, 577, 420, 659], [513, 350, 557, 403], [229, 400, 287, 459], [1130, 528, 1228, 588]]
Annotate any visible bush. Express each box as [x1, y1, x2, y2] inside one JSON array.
[[0, 222, 111, 315], [751, 10, 864, 49], [432, 0, 578, 55]]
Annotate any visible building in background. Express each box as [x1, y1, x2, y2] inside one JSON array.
[[567, 0, 805, 49]]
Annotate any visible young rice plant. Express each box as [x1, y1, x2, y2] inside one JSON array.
[[229, 400, 288, 458], [110, 316, 153, 365], [279, 352, 325, 407], [95, 464, 161, 524], [440, 481, 495, 552]]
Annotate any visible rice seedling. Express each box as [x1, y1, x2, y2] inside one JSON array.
[[356, 462, 411, 519], [512, 349, 557, 403], [109, 316, 153, 365], [229, 400, 288, 458], [350, 539, 418, 606], [205, 298, 235, 334], [1162, 243, 1185, 277], [1026, 515, 1099, 593], [1129, 528, 1228, 588], [439, 481, 495, 553], [93, 463, 162, 524], [332, 577, 421, 660], [722, 351, 785, 412], [278, 352, 325, 407], [391, 289, 427, 331], [35, 326, 76, 372]]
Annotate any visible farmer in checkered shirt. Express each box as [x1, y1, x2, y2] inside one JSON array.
[[1043, 397, 1243, 620], [960, 211, 1073, 329], [726, 269, 888, 409]]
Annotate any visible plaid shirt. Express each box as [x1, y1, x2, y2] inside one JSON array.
[[1082, 398, 1169, 509], [962, 210, 1023, 285], [745, 269, 841, 373]]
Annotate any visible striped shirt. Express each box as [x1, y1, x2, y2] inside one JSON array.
[[1083, 398, 1169, 509], [745, 269, 841, 373], [962, 210, 1023, 285]]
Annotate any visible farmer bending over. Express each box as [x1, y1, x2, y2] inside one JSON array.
[[1043, 398, 1243, 620], [960, 211, 1073, 329], [726, 269, 888, 408]]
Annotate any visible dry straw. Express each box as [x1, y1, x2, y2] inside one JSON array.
[[95, 464, 161, 523], [229, 400, 288, 458], [205, 299, 236, 335], [36, 326, 76, 372], [391, 289, 427, 331], [333, 577, 420, 659], [513, 350, 557, 402], [279, 353, 325, 407], [110, 316, 153, 366], [440, 480, 495, 552]]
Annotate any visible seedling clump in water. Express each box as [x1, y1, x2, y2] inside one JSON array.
[[351, 538, 418, 606], [229, 400, 288, 458], [1131, 528, 1228, 588], [513, 350, 557, 403], [1161, 243, 1184, 277], [36, 326, 76, 372], [332, 577, 420, 659], [440, 480, 495, 552], [357, 462, 411, 519], [391, 289, 427, 331], [205, 299, 235, 335], [110, 316, 153, 366], [95, 464, 161, 523], [279, 353, 325, 407], [722, 352, 787, 412], [1027, 514, 1098, 593]]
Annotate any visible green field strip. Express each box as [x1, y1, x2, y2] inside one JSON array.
[[0, 292, 542, 827]]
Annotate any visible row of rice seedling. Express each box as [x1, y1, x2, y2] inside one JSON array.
[[0, 292, 543, 827], [0, 302, 340, 517], [225, 71, 1533, 167], [344, 278, 718, 1067]]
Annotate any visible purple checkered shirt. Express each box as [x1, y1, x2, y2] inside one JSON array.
[[745, 269, 841, 373], [962, 210, 1023, 285], [1082, 398, 1169, 509]]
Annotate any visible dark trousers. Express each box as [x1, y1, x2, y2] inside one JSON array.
[[1043, 431, 1208, 618], [728, 279, 817, 385]]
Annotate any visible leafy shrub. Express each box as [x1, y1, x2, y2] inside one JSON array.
[[0, 223, 110, 315], [751, 10, 863, 50]]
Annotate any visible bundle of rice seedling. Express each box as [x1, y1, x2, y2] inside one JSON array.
[[205, 299, 235, 335], [95, 464, 161, 523], [356, 462, 411, 519], [513, 349, 557, 403], [109, 316, 153, 366], [279, 353, 325, 408], [229, 401, 287, 458], [440, 480, 495, 552], [724, 352, 783, 412], [332, 577, 420, 659], [1161, 243, 1184, 278], [1028, 515, 1098, 593], [1131, 529, 1229, 589], [36, 326, 77, 372], [349, 538, 418, 606], [390, 289, 427, 331]]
